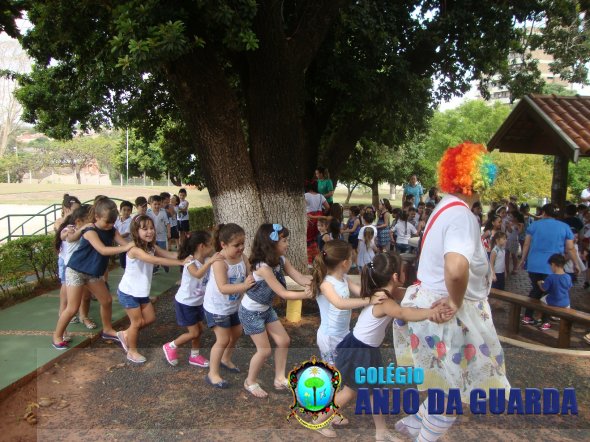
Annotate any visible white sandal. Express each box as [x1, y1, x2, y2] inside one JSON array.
[[244, 380, 268, 398]]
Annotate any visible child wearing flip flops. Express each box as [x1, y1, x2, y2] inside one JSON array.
[[203, 223, 255, 388], [116, 215, 187, 363], [162, 231, 223, 367], [52, 198, 134, 350], [240, 224, 313, 398]]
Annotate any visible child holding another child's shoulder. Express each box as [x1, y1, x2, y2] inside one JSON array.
[[163, 231, 223, 368], [240, 224, 313, 398], [116, 215, 187, 363]]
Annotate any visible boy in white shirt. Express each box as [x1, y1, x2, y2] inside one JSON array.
[[114, 200, 133, 268], [148, 195, 171, 272]]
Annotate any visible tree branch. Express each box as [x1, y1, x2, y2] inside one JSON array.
[[287, 0, 347, 70]]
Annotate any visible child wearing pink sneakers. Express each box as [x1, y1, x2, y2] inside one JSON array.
[[163, 231, 223, 367]]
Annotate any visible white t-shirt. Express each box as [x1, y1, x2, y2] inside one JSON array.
[[581, 188, 590, 206], [491, 246, 506, 273], [393, 221, 417, 245], [417, 195, 491, 301], [148, 209, 169, 242], [305, 193, 327, 213], [177, 200, 189, 221], [241, 261, 282, 312], [114, 216, 132, 243], [175, 259, 208, 306]]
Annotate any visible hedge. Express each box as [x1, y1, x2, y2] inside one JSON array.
[[0, 235, 57, 297], [189, 206, 215, 231]]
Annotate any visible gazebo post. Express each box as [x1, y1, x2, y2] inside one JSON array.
[[551, 155, 569, 211]]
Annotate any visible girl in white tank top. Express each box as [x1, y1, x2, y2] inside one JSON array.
[[116, 215, 185, 364], [318, 252, 453, 440], [204, 224, 255, 389]]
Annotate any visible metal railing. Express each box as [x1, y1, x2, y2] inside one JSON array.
[[0, 198, 128, 243]]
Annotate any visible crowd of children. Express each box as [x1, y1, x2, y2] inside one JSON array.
[[49, 186, 590, 439]]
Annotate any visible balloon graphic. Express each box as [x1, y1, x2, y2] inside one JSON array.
[[464, 344, 476, 362], [425, 336, 435, 348], [393, 318, 406, 327], [410, 334, 419, 350], [436, 341, 447, 359], [452, 352, 462, 364], [479, 343, 490, 357], [496, 353, 504, 366]]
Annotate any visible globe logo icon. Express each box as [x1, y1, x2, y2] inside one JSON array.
[[296, 366, 334, 412]]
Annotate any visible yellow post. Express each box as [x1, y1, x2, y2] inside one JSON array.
[[286, 299, 302, 323]]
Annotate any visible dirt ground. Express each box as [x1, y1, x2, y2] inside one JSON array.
[[0, 286, 588, 442]]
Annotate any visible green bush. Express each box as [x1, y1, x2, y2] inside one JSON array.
[[189, 206, 215, 231], [0, 235, 58, 292]]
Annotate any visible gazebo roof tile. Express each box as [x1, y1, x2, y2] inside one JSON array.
[[489, 94, 590, 161]]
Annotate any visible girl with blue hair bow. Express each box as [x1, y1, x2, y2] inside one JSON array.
[[239, 223, 313, 398]]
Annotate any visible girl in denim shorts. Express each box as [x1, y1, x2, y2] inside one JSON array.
[[239, 224, 313, 398], [52, 198, 134, 350], [116, 215, 186, 363], [203, 224, 255, 389]]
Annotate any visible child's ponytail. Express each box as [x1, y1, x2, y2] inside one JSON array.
[[213, 223, 245, 252], [311, 239, 351, 297], [178, 231, 211, 260], [360, 252, 402, 299]]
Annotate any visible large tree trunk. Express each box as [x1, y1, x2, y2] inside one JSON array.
[[164, 50, 265, 252], [371, 181, 379, 208]]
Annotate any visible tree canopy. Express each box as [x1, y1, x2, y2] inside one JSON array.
[[8, 1, 590, 266]]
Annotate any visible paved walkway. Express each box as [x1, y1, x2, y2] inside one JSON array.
[[0, 266, 179, 396]]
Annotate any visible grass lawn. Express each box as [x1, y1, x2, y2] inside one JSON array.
[[0, 183, 213, 207]]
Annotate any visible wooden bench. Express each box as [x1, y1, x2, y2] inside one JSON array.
[[489, 288, 590, 348]]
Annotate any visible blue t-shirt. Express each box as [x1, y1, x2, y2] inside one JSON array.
[[542, 273, 572, 307], [403, 183, 423, 208], [525, 219, 573, 274]]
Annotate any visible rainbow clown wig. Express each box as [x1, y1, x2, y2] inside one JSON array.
[[437, 142, 497, 196]]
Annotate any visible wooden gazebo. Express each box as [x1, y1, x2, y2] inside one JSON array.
[[488, 94, 590, 209]]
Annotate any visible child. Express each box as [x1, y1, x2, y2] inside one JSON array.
[[177, 188, 190, 247], [167, 195, 180, 251], [490, 231, 507, 290], [341, 206, 361, 266], [564, 229, 586, 284], [203, 223, 255, 388], [55, 205, 94, 337], [317, 218, 330, 252], [505, 211, 523, 275], [134, 196, 148, 219], [311, 239, 386, 366], [316, 252, 452, 439], [148, 195, 171, 273], [114, 200, 133, 269], [163, 231, 222, 367], [240, 224, 313, 398], [392, 211, 417, 253], [54, 194, 82, 322], [52, 198, 134, 350], [376, 199, 392, 252], [357, 211, 377, 270], [536, 254, 572, 331], [116, 215, 186, 363], [482, 214, 502, 254]]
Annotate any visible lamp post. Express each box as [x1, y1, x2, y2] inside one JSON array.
[[126, 128, 129, 185]]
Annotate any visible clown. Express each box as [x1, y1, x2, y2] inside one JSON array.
[[392, 142, 510, 441]]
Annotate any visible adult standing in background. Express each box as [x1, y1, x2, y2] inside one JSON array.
[[518, 203, 578, 325], [315, 167, 334, 205], [403, 174, 423, 208]]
